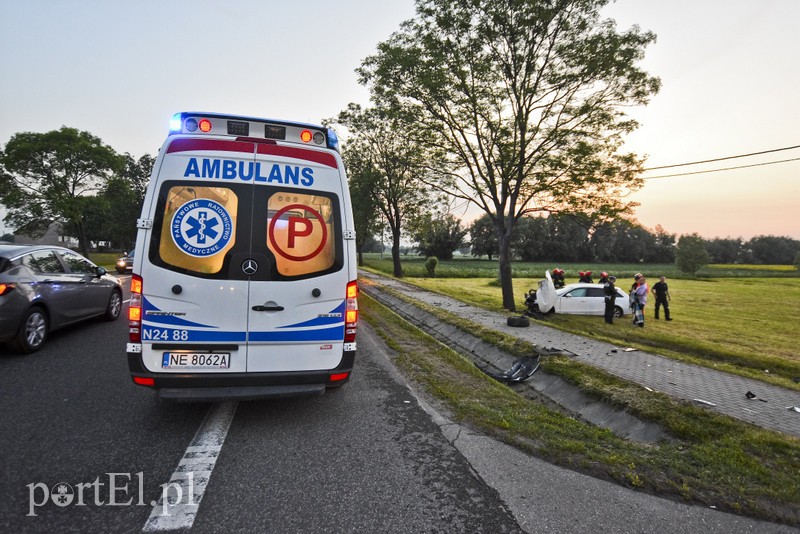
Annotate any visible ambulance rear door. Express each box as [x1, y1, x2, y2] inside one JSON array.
[[137, 137, 258, 374], [244, 143, 350, 373]]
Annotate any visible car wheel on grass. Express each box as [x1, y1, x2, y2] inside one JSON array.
[[105, 289, 122, 321], [14, 307, 48, 353], [614, 306, 624, 318]]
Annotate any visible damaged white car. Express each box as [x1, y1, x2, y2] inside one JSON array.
[[526, 271, 632, 318]]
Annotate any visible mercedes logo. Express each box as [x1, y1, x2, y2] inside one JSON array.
[[241, 259, 258, 275]]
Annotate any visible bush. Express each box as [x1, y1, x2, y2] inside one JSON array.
[[676, 234, 710, 275], [425, 256, 439, 277]]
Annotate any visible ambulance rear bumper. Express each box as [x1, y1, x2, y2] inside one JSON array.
[[128, 350, 355, 402]]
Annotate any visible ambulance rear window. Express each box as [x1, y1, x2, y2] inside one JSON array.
[[266, 192, 336, 277], [157, 185, 238, 274]]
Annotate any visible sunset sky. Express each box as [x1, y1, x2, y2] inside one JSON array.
[[1, 0, 798, 239]]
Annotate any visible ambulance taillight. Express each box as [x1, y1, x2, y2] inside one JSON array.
[[129, 274, 143, 343], [344, 280, 358, 343]]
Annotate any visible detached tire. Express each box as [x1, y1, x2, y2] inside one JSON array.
[[14, 307, 48, 353], [507, 316, 530, 327]]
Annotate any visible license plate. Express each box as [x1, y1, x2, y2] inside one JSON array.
[[162, 352, 230, 369]]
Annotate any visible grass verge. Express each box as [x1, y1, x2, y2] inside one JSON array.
[[360, 291, 800, 526]]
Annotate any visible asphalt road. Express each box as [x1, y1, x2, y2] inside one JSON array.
[[0, 278, 794, 533]]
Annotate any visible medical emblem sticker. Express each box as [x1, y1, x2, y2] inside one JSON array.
[[171, 199, 233, 257]]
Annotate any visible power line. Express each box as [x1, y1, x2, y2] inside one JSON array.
[[642, 144, 800, 171], [643, 157, 800, 180]]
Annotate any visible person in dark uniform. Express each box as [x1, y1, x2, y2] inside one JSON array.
[[651, 276, 672, 320], [603, 275, 617, 324]]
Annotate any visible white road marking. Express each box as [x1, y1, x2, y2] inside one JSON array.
[[142, 401, 238, 531]]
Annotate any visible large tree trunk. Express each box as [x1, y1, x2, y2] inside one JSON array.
[[391, 230, 403, 277], [497, 231, 515, 311], [76, 223, 91, 258]]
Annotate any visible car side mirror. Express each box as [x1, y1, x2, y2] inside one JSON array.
[[96, 266, 107, 277]]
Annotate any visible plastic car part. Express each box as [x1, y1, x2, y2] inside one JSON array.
[[479, 355, 541, 383]]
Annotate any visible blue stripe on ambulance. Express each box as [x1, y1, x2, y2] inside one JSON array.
[[248, 325, 345, 342], [141, 325, 246, 342]]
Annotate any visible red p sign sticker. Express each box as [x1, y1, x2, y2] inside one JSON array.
[[288, 217, 312, 248], [268, 204, 328, 261]]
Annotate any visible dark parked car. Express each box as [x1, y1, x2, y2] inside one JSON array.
[[0, 245, 123, 353], [115, 249, 135, 273]]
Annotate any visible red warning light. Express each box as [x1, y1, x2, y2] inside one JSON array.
[[300, 129, 313, 143], [199, 119, 212, 133]]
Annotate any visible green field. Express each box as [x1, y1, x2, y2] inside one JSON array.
[[361, 254, 800, 279], [362, 256, 800, 389]]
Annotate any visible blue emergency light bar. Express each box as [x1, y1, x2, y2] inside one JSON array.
[[168, 112, 340, 152]]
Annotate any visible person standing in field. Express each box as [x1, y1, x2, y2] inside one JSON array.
[[651, 275, 672, 321], [630, 274, 648, 327], [603, 275, 617, 324]]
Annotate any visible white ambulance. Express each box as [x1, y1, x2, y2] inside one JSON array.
[[127, 112, 358, 401]]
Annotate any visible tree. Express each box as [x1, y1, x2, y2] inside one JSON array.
[[469, 214, 498, 260], [510, 215, 549, 261], [745, 235, 800, 265], [650, 224, 677, 263], [409, 212, 468, 260], [676, 233, 710, 276], [540, 214, 592, 263], [90, 152, 154, 250], [342, 141, 382, 266], [0, 127, 121, 256], [333, 104, 437, 277], [359, 0, 659, 309], [705, 237, 743, 264]]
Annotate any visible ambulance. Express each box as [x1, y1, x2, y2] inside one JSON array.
[[127, 112, 358, 401]]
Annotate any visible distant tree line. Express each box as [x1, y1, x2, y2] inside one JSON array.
[[406, 211, 799, 266], [481, 214, 798, 265]]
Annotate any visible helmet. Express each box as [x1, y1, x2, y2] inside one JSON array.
[[586, 271, 592, 276], [601, 272, 608, 277], [579, 271, 585, 276]]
